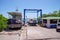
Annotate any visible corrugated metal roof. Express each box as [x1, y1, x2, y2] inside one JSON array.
[[42, 17, 60, 19]]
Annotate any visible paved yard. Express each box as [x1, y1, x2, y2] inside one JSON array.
[[0, 30, 21, 40], [0, 25, 60, 40], [27, 26, 60, 40]]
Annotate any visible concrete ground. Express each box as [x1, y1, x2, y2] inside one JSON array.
[[0, 30, 21, 40], [0, 25, 60, 40], [26, 26, 60, 40]]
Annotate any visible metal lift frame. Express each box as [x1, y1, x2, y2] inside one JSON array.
[[24, 9, 42, 25]]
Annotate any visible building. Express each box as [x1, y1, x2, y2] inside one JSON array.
[[42, 17, 60, 28]]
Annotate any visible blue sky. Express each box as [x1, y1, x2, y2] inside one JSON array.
[[0, 0, 60, 18]]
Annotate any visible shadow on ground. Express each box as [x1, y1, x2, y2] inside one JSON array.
[[27, 38, 60, 40], [4, 27, 21, 32]]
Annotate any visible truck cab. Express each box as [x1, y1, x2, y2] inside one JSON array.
[[28, 19, 37, 26]]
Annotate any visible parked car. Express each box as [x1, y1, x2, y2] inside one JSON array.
[[56, 23, 60, 32]]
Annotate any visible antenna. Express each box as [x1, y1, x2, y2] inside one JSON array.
[[16, 7, 18, 12]]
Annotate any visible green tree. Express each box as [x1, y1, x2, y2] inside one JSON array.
[[58, 10, 60, 17], [0, 14, 7, 31], [42, 14, 47, 17]]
